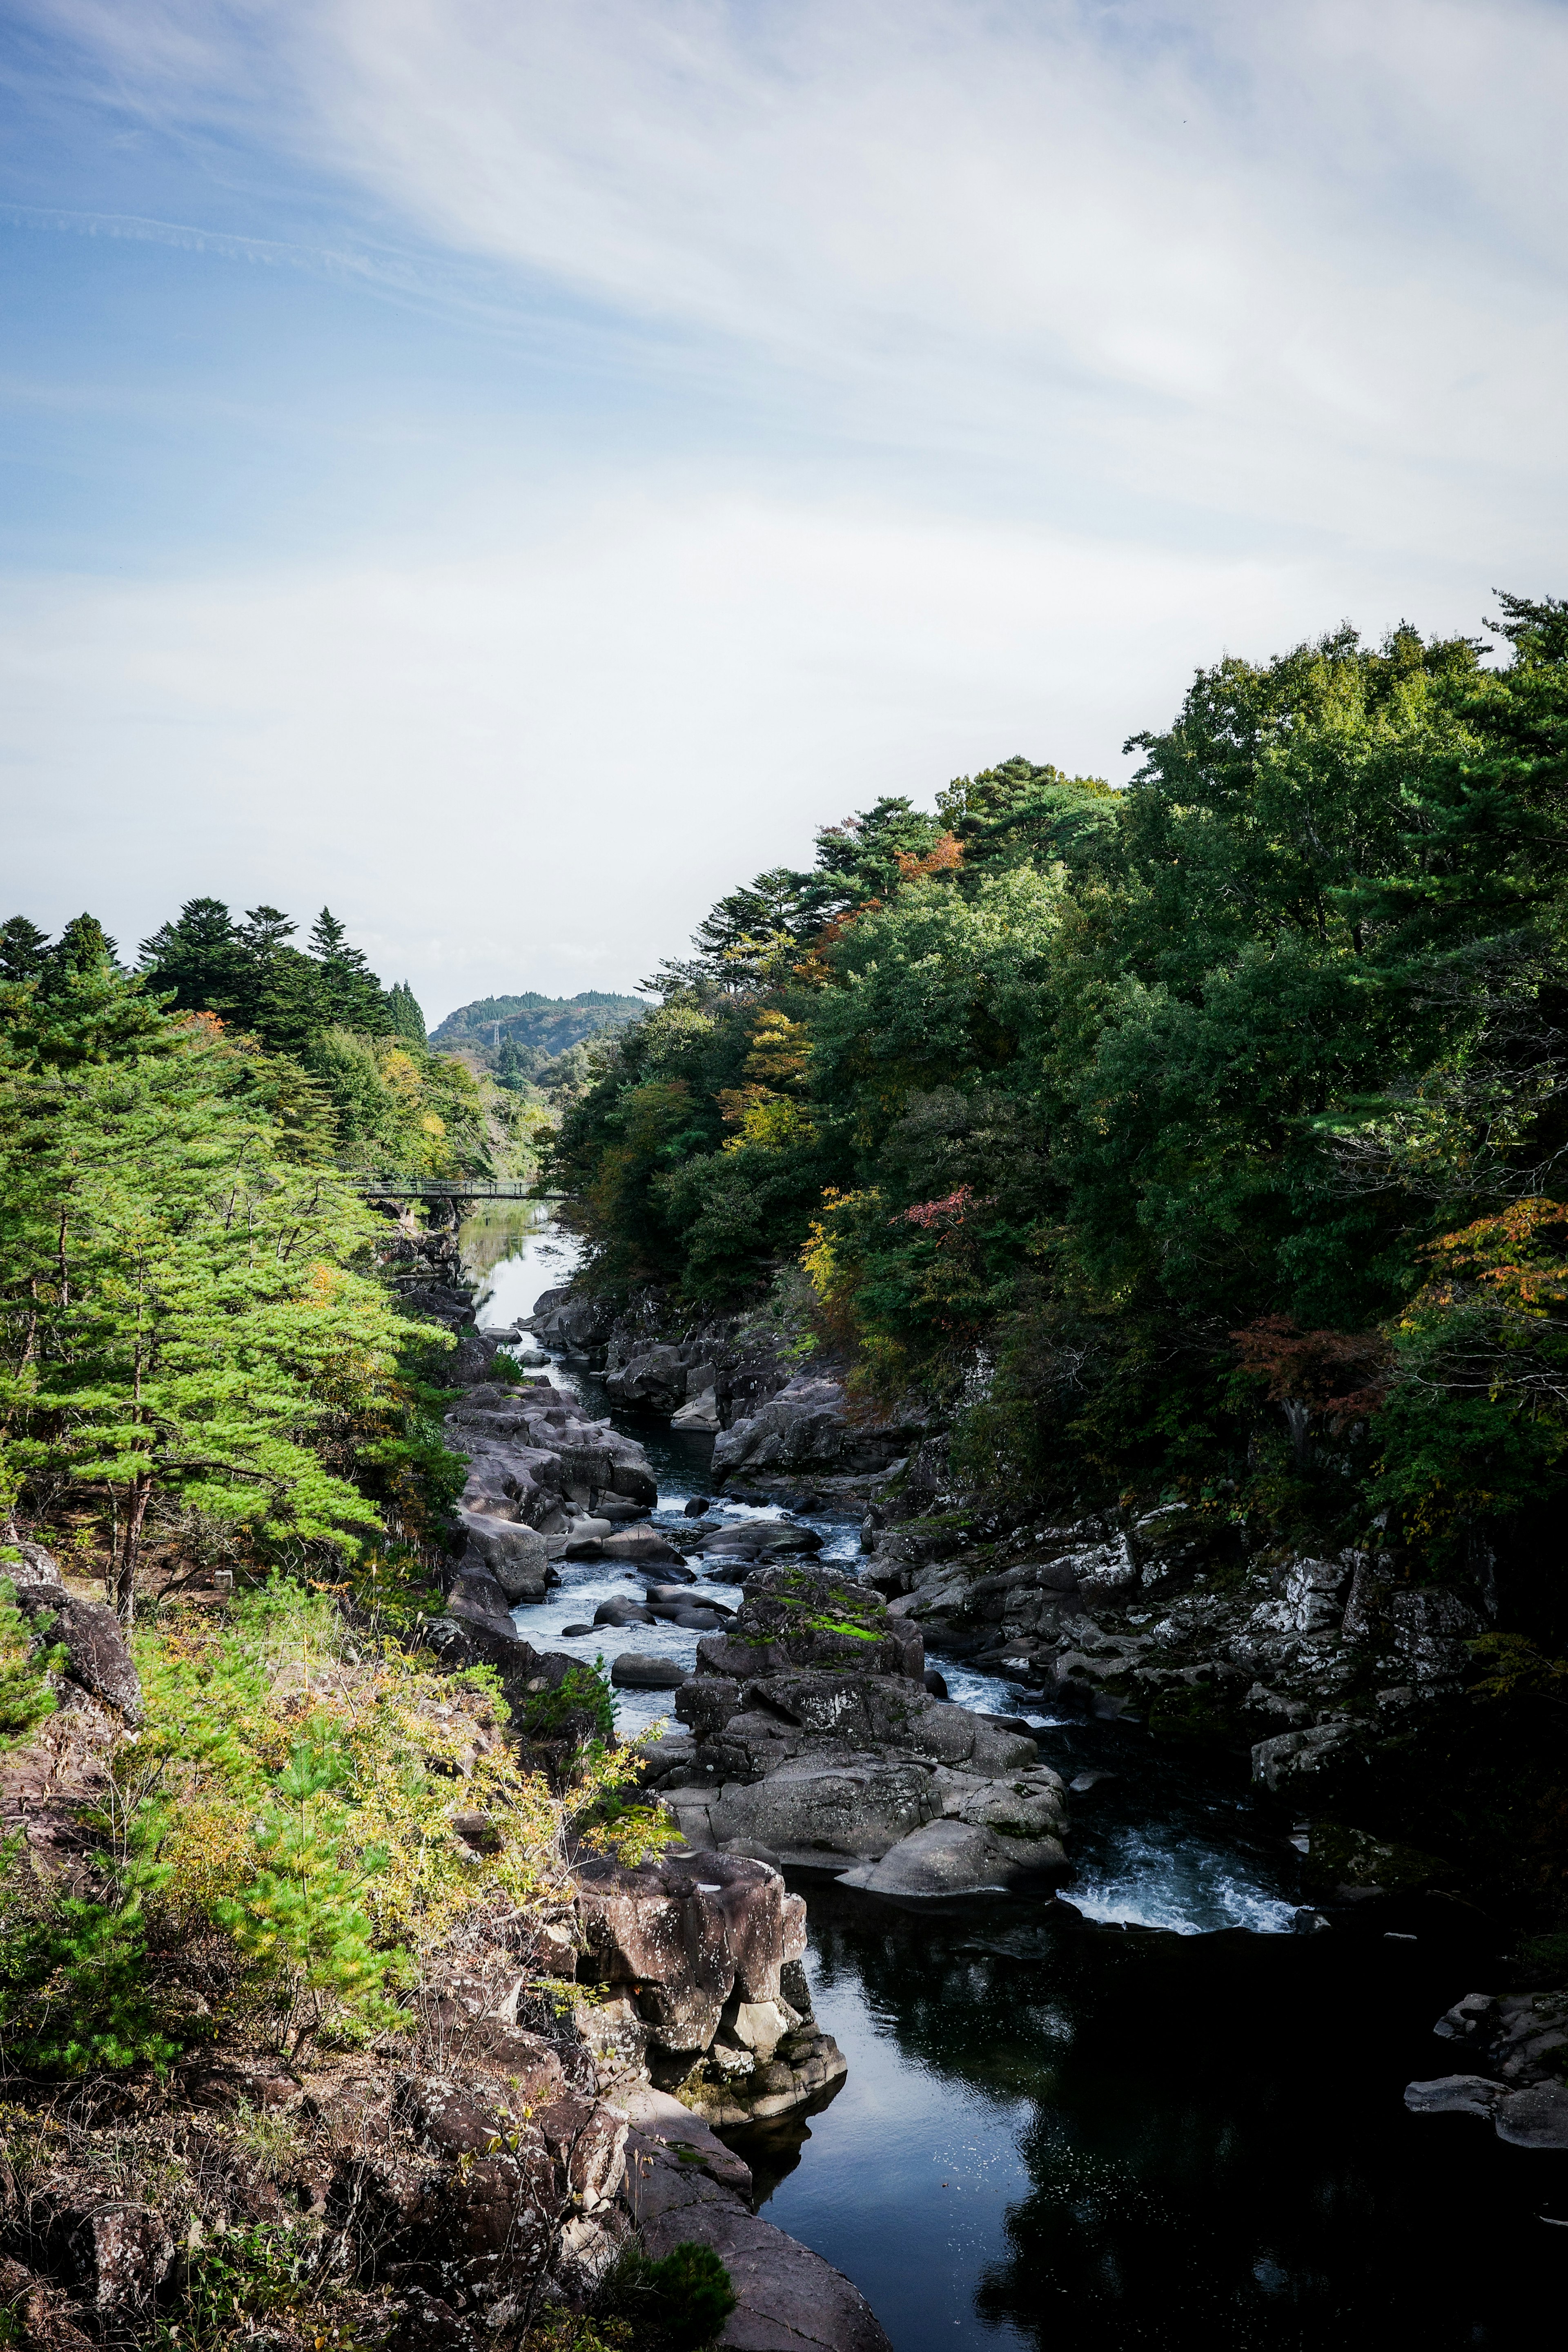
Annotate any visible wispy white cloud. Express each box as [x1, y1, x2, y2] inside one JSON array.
[[0, 200, 372, 273], [25, 0, 1568, 558], [3, 2, 1562, 1004]]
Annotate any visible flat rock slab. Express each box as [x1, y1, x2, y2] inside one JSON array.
[[622, 2096, 892, 2352], [1404, 2074, 1500, 2119], [1405, 2074, 1568, 2148], [1494, 2081, 1568, 2149]]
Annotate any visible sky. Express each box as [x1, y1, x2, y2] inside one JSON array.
[[2, 1, 1565, 1025]]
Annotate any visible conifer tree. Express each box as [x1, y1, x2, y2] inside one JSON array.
[[0, 918, 51, 984], [139, 897, 246, 1017], [386, 981, 426, 1043], [308, 909, 392, 1034], [0, 949, 425, 1620]]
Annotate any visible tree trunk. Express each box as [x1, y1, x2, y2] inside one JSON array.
[[116, 1471, 153, 1628]]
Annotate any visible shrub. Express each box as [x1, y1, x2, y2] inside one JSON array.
[[523, 1658, 617, 1743], [213, 1744, 403, 2058], [0, 1878, 187, 2075], [599, 2242, 737, 2350], [0, 1577, 61, 1750]]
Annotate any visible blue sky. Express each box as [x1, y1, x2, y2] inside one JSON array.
[[3, 0, 1566, 1022]]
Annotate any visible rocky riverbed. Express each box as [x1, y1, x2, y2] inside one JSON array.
[[420, 1239, 1568, 2340]]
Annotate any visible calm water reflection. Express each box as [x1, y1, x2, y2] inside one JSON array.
[[731, 1889, 1566, 2351]]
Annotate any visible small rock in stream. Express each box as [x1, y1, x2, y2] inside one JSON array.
[[610, 1654, 692, 1690]]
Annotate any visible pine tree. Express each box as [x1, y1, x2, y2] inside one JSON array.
[[0, 951, 425, 1621], [139, 897, 246, 1017], [0, 918, 51, 984], [386, 981, 426, 1043], [308, 909, 392, 1035], [214, 1744, 396, 2056], [236, 906, 328, 1061]]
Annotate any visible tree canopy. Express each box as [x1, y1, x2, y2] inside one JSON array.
[[551, 598, 1568, 1590]]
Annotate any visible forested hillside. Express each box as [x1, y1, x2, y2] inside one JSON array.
[[552, 597, 1568, 1598], [433, 990, 646, 1100]]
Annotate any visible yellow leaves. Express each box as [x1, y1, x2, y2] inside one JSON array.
[[718, 1095, 813, 1154], [420, 1113, 445, 1138], [800, 1188, 878, 1312], [1415, 1197, 1568, 1322], [743, 1011, 811, 1089], [379, 1047, 421, 1102]]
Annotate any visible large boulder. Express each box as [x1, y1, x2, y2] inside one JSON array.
[[455, 1510, 552, 1600], [610, 1654, 690, 1689], [713, 1374, 917, 1480], [4, 1542, 143, 1726], [672, 1388, 722, 1431], [575, 1852, 802, 2060], [838, 1817, 1066, 1897], [533, 1289, 616, 1354], [445, 1380, 659, 1559], [707, 1751, 945, 1866], [681, 1518, 825, 1570], [605, 1345, 690, 1415], [722, 1671, 1039, 1775], [694, 1567, 924, 1684], [621, 2097, 892, 2352]]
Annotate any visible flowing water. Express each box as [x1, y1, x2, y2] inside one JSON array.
[[463, 1217, 1568, 2348]]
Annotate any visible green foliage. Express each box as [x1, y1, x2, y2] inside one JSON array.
[[155, 2221, 360, 2349], [554, 597, 1568, 1592], [0, 956, 434, 1614], [522, 1659, 617, 1743], [0, 1862, 187, 2074], [386, 979, 427, 1042], [213, 1743, 401, 2058], [0, 1579, 60, 1749], [601, 2243, 737, 2351], [306, 1026, 492, 1179], [137, 898, 395, 1058]]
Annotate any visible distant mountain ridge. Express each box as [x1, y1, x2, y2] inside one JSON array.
[[432, 989, 646, 1063]]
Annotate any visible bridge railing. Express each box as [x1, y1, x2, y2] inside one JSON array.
[[345, 1177, 565, 1200]]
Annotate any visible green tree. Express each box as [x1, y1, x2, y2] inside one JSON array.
[[140, 896, 248, 1018], [0, 953, 427, 1620], [214, 1743, 398, 2057], [387, 979, 426, 1042], [308, 908, 392, 1034], [0, 918, 52, 984]]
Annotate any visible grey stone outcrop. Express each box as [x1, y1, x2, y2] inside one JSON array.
[[3, 1540, 144, 1726], [713, 1373, 917, 1481], [640, 1567, 1070, 1897], [1406, 1987, 1568, 2150]]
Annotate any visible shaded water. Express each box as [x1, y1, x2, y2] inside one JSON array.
[[463, 1217, 1568, 2347]]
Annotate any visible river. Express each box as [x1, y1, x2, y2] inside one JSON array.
[[462, 1212, 1568, 2348]]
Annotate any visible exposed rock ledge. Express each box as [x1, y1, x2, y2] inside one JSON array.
[[1405, 1987, 1568, 2150], [616, 2089, 892, 2352]]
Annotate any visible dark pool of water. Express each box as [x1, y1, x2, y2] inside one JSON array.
[[726, 1889, 1568, 2350]]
